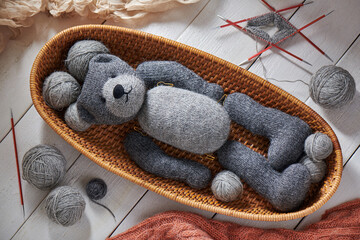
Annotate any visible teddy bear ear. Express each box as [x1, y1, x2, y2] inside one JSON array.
[[88, 54, 135, 77]]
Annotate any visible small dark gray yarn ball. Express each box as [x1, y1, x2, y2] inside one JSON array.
[[300, 156, 327, 183], [45, 186, 86, 226], [42, 71, 81, 110], [305, 132, 333, 162], [65, 40, 109, 83], [211, 170, 243, 202], [310, 65, 356, 109], [22, 145, 66, 190], [86, 178, 107, 200]]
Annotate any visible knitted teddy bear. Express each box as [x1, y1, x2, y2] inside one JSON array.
[[44, 40, 331, 212]]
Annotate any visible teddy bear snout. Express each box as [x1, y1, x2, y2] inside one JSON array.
[[113, 84, 125, 99]]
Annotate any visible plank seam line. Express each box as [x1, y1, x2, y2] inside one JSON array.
[[107, 190, 149, 238], [0, 104, 33, 144], [175, 0, 211, 41]]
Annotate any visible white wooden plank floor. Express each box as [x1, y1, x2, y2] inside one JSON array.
[[1, 0, 359, 239]]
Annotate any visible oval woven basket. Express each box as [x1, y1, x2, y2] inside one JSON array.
[[30, 24, 342, 221]]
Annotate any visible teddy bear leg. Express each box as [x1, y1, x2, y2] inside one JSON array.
[[136, 61, 224, 100], [223, 92, 311, 171], [124, 131, 212, 189], [217, 140, 311, 212]]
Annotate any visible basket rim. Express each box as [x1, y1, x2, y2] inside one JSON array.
[[30, 24, 343, 221]]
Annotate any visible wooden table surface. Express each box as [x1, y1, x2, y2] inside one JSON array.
[[1, 0, 360, 239]]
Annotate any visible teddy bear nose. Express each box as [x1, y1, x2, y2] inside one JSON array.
[[113, 84, 125, 99]]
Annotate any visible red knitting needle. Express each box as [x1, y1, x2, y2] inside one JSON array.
[[259, 0, 333, 61], [243, 11, 333, 63], [217, 15, 312, 66], [220, 1, 314, 28], [10, 109, 25, 218]]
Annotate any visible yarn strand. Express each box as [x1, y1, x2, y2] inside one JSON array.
[[255, 39, 309, 86], [90, 198, 116, 221]]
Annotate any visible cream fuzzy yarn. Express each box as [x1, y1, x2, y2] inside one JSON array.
[[0, 0, 202, 53]]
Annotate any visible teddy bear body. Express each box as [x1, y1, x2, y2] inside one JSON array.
[[138, 86, 231, 154]]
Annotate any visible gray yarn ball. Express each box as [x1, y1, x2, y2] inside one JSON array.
[[22, 145, 66, 190], [305, 132, 333, 162], [310, 65, 356, 109], [65, 40, 110, 83], [65, 103, 91, 131], [43, 71, 81, 110], [211, 170, 243, 202], [45, 186, 86, 226], [300, 156, 327, 183]]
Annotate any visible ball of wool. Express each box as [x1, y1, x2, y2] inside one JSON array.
[[310, 65, 356, 109], [211, 170, 243, 202], [86, 178, 107, 200], [45, 186, 86, 226], [42, 71, 81, 110], [305, 132, 333, 162], [22, 145, 66, 190], [65, 40, 109, 83], [300, 156, 327, 183]]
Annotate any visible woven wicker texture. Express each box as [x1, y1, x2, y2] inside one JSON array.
[[30, 25, 342, 221]]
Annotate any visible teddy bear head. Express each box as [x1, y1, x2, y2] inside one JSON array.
[[65, 54, 146, 130]]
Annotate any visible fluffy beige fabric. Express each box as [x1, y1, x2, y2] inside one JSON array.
[[0, 0, 201, 53]]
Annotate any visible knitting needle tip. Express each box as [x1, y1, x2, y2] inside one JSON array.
[[324, 52, 333, 62], [10, 108, 13, 119], [217, 15, 227, 22], [210, 26, 221, 30], [304, 1, 314, 6], [325, 10, 335, 17], [302, 59, 313, 66], [22, 205, 25, 218], [239, 59, 250, 66]]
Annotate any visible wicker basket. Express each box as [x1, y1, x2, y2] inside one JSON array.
[[30, 25, 342, 221]]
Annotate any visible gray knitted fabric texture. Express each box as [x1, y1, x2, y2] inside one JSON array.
[[136, 61, 224, 101], [138, 86, 230, 154], [217, 140, 311, 212], [246, 12, 296, 44], [76, 54, 145, 125], [224, 93, 311, 171], [124, 131, 212, 189]]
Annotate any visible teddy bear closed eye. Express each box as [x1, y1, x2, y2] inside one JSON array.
[[43, 40, 333, 212]]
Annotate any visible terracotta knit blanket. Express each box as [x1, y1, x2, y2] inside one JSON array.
[[109, 199, 360, 240]]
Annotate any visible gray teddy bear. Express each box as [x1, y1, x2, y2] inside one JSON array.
[[44, 40, 331, 212]]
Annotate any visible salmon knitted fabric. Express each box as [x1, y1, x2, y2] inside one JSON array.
[[108, 199, 360, 240]]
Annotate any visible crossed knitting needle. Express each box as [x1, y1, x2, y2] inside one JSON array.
[[217, 0, 333, 66]]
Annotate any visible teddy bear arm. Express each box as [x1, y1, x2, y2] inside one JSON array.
[[124, 131, 212, 189], [136, 61, 224, 100]]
